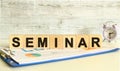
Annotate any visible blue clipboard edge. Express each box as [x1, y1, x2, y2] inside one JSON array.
[[0, 48, 119, 67]]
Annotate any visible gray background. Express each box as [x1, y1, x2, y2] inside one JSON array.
[[0, 0, 120, 47]]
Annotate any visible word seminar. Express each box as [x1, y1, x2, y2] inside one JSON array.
[[10, 35, 102, 49]]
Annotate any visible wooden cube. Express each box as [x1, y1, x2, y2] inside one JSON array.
[[36, 35, 49, 49], [76, 35, 89, 49], [89, 34, 102, 49], [49, 35, 63, 49], [23, 35, 38, 48], [63, 35, 76, 48], [9, 34, 24, 48]]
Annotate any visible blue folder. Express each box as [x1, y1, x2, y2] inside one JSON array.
[[0, 48, 119, 67]]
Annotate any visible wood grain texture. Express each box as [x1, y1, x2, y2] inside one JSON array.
[[0, 0, 120, 47]]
